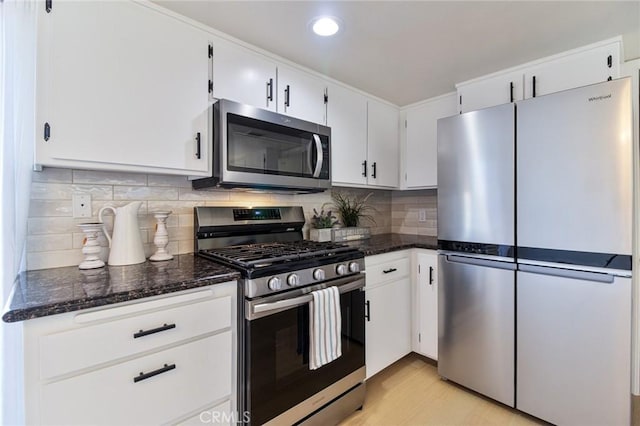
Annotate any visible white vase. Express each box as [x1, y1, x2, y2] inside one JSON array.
[[150, 211, 174, 261], [310, 228, 332, 242]]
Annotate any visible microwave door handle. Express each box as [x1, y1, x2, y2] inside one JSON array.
[[312, 134, 323, 178]]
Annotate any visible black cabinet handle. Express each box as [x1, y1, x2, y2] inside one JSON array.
[[607, 55, 612, 68], [194, 133, 201, 159], [383, 268, 397, 274], [532, 75, 537, 98], [429, 266, 434, 285], [133, 363, 176, 383], [284, 85, 291, 107], [509, 81, 514, 103], [362, 160, 368, 178], [266, 78, 274, 102], [44, 122, 51, 141], [371, 162, 377, 179], [133, 323, 176, 339], [365, 300, 371, 322]]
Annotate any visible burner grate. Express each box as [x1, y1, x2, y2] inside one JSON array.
[[200, 241, 356, 269]]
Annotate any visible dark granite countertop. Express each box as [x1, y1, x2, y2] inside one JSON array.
[[2, 254, 240, 323], [347, 233, 438, 256]]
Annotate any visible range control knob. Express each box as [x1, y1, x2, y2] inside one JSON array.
[[312, 269, 326, 281], [336, 264, 347, 276], [287, 273, 300, 287], [348, 262, 360, 273], [267, 277, 282, 291]]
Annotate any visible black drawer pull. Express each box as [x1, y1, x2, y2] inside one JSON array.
[[365, 300, 371, 321], [133, 323, 176, 339], [382, 268, 397, 274], [134, 363, 175, 383], [429, 266, 434, 285]]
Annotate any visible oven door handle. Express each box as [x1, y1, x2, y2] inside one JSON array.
[[247, 276, 365, 320]]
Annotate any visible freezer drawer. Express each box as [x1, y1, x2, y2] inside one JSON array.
[[438, 254, 515, 406], [517, 266, 631, 426]]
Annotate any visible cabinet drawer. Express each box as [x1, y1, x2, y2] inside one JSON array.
[[40, 333, 231, 426], [366, 253, 410, 288], [40, 295, 231, 380]]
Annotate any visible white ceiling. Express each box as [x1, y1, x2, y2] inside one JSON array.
[[154, 1, 640, 106]]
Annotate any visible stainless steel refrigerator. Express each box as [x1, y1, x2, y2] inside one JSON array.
[[437, 78, 632, 424]]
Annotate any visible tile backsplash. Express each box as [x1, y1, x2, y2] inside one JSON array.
[[26, 168, 411, 270], [391, 189, 438, 236]]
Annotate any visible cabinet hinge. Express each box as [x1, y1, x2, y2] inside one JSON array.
[[45, 0, 52, 13], [418, 333, 421, 343], [44, 122, 51, 141], [208, 80, 213, 94], [208, 44, 213, 59], [607, 55, 612, 68]]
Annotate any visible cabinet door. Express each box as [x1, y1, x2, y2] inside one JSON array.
[[212, 39, 277, 111], [327, 84, 368, 186], [457, 71, 524, 113], [277, 65, 327, 124], [367, 100, 399, 188], [414, 251, 438, 359], [404, 93, 457, 188], [524, 42, 620, 98], [35, 1, 211, 175], [365, 277, 411, 379]]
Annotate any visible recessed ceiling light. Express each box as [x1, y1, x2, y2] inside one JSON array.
[[311, 16, 340, 37]]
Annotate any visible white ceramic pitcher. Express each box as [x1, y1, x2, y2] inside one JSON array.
[[98, 201, 146, 266]]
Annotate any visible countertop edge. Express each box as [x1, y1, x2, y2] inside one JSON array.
[[2, 272, 240, 323]]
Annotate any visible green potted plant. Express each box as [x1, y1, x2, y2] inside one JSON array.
[[330, 191, 375, 241], [309, 207, 338, 242]]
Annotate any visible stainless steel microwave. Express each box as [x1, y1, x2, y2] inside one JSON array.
[[192, 99, 331, 193]]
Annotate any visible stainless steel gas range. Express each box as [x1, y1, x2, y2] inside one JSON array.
[[195, 206, 366, 425]]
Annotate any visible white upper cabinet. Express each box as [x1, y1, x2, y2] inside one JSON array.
[[456, 37, 621, 114], [404, 93, 457, 188], [35, 1, 212, 175], [327, 83, 368, 187], [277, 65, 327, 124], [523, 42, 620, 98], [212, 39, 278, 111], [367, 99, 400, 188], [457, 71, 524, 114]]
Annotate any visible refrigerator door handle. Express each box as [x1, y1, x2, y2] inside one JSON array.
[[446, 255, 517, 271], [518, 263, 614, 284]]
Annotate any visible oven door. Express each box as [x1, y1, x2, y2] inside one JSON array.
[[244, 275, 365, 425]]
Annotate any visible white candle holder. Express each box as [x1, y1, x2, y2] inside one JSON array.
[[150, 211, 174, 261], [77, 223, 106, 270]]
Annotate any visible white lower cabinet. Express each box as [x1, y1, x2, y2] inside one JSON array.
[[365, 251, 412, 379], [412, 249, 438, 360], [41, 333, 231, 425], [23, 283, 237, 425]]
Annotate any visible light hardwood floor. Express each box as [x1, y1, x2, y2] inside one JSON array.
[[339, 354, 544, 426]]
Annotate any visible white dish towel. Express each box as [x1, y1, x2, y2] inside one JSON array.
[[309, 286, 342, 370]]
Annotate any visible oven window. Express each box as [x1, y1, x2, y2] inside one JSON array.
[[227, 113, 329, 179], [246, 289, 365, 425]]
